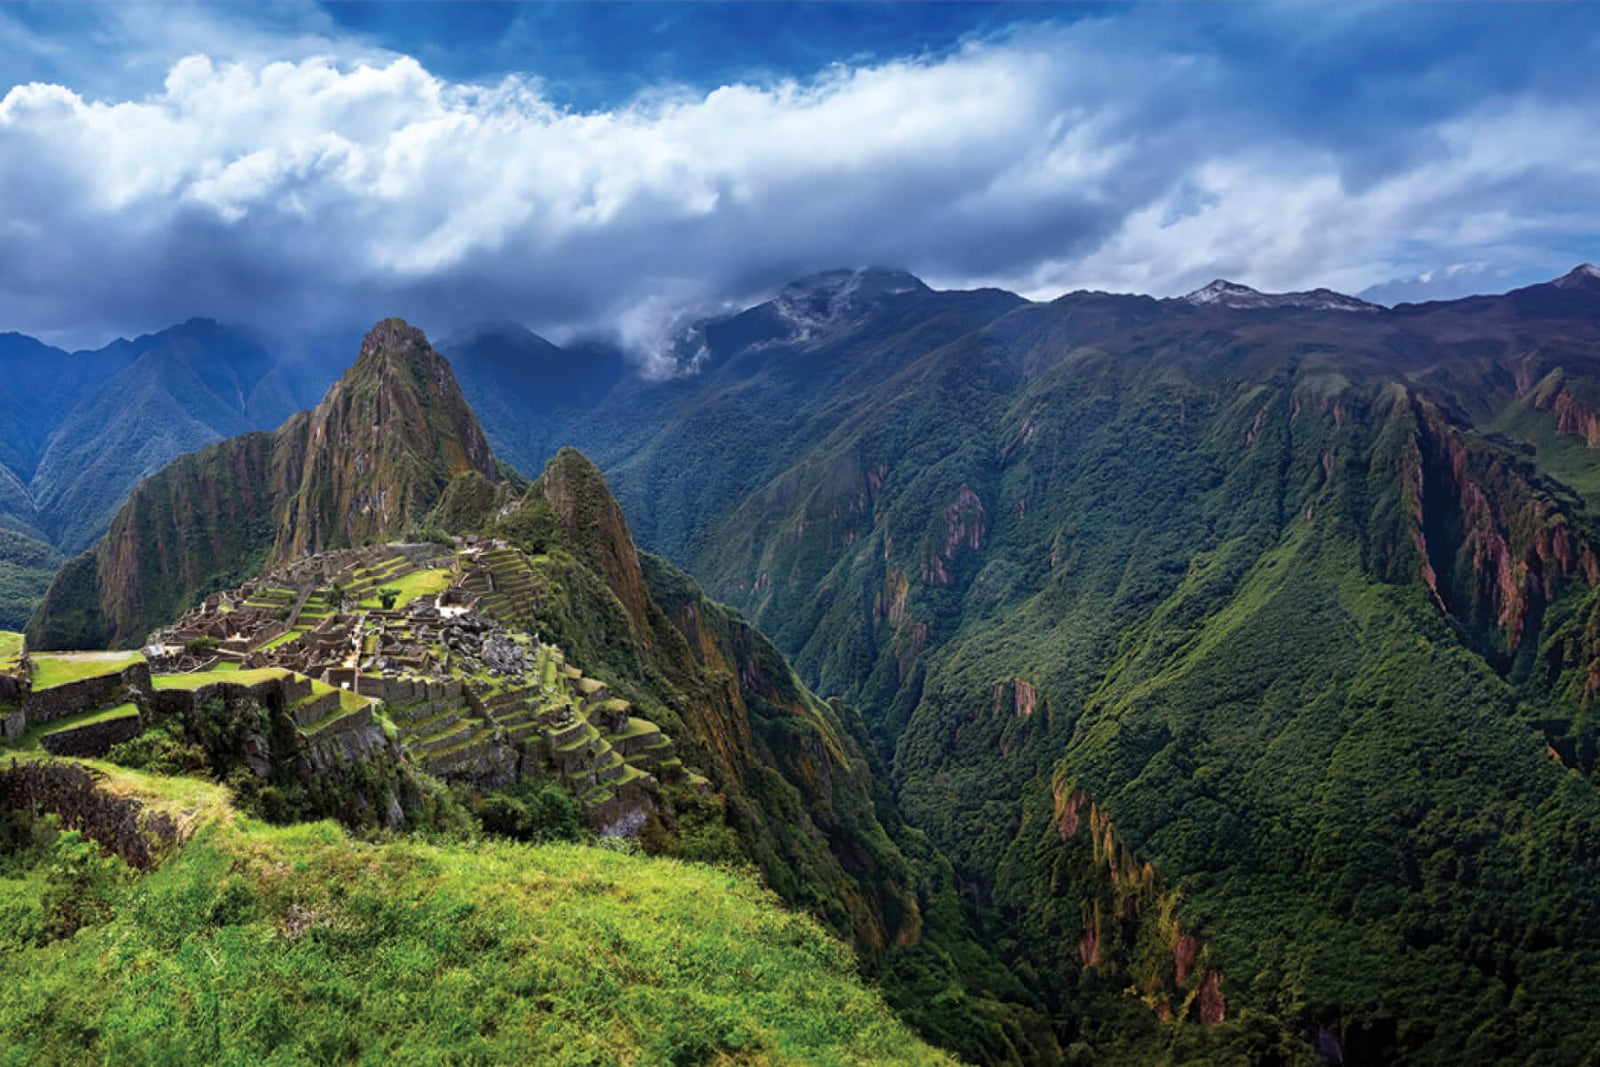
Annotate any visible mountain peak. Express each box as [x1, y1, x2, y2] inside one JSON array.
[[283, 319, 497, 557], [357, 317, 431, 362], [1181, 278, 1379, 313], [762, 268, 929, 345], [1552, 263, 1600, 289], [779, 267, 928, 300], [1184, 279, 1259, 305]]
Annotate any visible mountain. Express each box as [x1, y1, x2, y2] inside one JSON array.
[[9, 322, 1070, 1062], [0, 321, 346, 625], [27, 319, 503, 649], [410, 265, 1600, 1062], [442, 323, 628, 477], [15, 264, 1600, 1060], [1180, 278, 1381, 312], [29, 318, 331, 554]]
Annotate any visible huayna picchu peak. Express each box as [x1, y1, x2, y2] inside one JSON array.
[[27, 319, 510, 650]]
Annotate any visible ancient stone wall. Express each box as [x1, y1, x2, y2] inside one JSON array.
[[0, 760, 180, 869], [40, 712, 145, 758], [22, 662, 152, 726]]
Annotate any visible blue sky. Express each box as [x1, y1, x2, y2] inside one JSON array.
[[1, 2, 1598, 350]]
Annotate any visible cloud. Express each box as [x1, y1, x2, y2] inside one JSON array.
[[0, 7, 1597, 351]]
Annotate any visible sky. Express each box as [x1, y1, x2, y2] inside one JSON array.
[[1, 1, 1599, 351]]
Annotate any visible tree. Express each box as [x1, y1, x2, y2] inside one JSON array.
[[378, 587, 401, 610]]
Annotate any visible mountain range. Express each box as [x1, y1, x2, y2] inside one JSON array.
[[12, 264, 1600, 1062]]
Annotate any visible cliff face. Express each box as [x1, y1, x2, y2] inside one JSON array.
[[28, 321, 499, 649], [280, 320, 497, 558]]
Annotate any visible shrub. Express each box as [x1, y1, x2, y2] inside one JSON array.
[[105, 720, 209, 777]]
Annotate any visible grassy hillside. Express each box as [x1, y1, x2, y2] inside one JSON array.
[[0, 765, 950, 1066]]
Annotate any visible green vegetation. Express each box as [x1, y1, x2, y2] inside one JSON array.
[[0, 526, 61, 632], [0, 629, 21, 670], [362, 567, 451, 609], [258, 629, 301, 651], [0, 797, 949, 1066], [152, 667, 290, 691], [1, 702, 141, 756], [29, 650, 142, 690]]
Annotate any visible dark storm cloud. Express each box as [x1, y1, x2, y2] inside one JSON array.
[[0, 2, 1597, 350]]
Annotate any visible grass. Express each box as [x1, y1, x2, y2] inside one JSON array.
[[0, 631, 22, 671], [205, 661, 242, 673], [257, 629, 301, 652], [357, 567, 453, 609], [609, 716, 659, 740], [153, 667, 290, 691], [29, 651, 144, 691], [0, 807, 951, 1065], [0, 702, 141, 756]]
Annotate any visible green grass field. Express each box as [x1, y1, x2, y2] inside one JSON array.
[[257, 629, 301, 652], [358, 567, 453, 609], [0, 631, 22, 671], [29, 651, 144, 691]]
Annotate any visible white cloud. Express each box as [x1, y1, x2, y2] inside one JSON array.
[[0, 18, 1596, 351]]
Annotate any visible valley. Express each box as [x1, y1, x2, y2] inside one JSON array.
[[7, 268, 1600, 1063]]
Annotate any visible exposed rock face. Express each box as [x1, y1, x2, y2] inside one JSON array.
[[280, 320, 497, 558], [29, 320, 500, 649]]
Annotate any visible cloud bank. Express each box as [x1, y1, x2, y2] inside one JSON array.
[[1, 7, 1598, 349]]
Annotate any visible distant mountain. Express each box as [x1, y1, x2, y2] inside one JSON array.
[[0, 320, 347, 622], [443, 323, 628, 477], [29, 319, 336, 554], [1180, 277, 1381, 312], [29, 319, 503, 649]]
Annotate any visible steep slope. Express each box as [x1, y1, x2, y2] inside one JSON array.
[[280, 318, 498, 557], [0, 527, 60, 631], [0, 331, 129, 483], [28, 319, 322, 554], [487, 449, 1068, 1063], [28, 320, 502, 649], [456, 269, 1600, 1062]]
